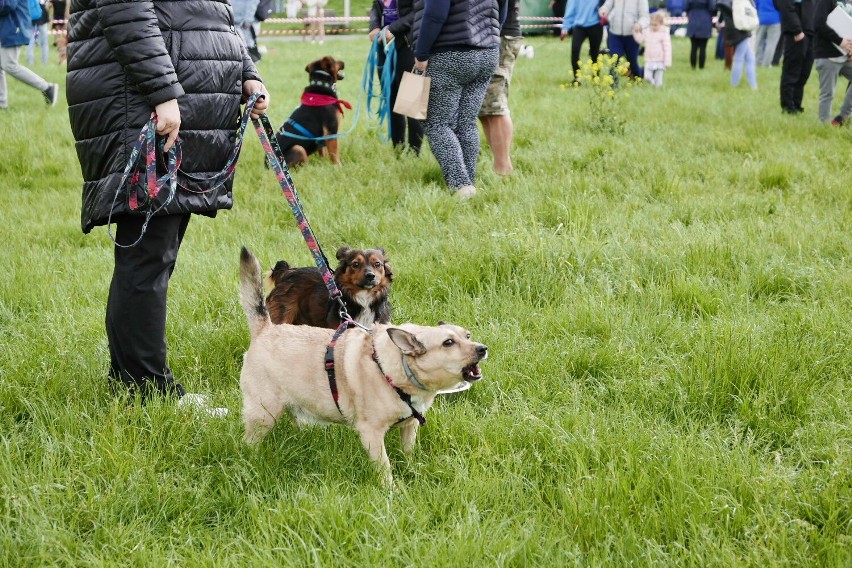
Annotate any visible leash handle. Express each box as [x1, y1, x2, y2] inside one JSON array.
[[252, 113, 347, 310], [106, 113, 181, 248], [106, 93, 264, 248]]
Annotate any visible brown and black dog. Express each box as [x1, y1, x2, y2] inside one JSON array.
[[275, 56, 349, 167], [266, 246, 393, 329]]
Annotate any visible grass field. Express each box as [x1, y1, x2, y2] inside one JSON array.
[[0, 29, 850, 566]]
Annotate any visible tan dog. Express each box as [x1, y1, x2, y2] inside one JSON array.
[[238, 247, 488, 485]]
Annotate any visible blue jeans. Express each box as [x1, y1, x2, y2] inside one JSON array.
[[731, 39, 757, 89], [607, 33, 642, 78], [27, 23, 50, 65]]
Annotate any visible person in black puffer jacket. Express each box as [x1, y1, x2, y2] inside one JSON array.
[[66, 0, 270, 403], [411, 0, 504, 198], [369, 0, 424, 154]]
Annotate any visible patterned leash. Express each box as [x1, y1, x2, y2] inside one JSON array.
[[107, 93, 260, 248], [251, 110, 351, 322], [109, 93, 350, 322]]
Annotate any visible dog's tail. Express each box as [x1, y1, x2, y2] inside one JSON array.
[[240, 246, 270, 339]]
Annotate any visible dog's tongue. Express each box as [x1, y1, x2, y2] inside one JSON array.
[[462, 363, 482, 382]]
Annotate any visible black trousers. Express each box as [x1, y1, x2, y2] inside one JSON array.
[[780, 33, 814, 112], [107, 213, 190, 399], [379, 37, 424, 152], [690, 37, 709, 69], [571, 24, 604, 81]]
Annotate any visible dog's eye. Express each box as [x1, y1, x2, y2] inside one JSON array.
[[373, 261, 382, 269], [442, 339, 455, 347], [351, 262, 360, 269], [466, 333, 471, 339]]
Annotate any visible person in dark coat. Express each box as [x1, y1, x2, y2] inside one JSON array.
[[369, 0, 424, 154], [774, 0, 816, 113], [66, 0, 269, 403], [685, 0, 716, 69]]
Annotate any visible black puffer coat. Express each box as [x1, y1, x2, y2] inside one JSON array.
[[67, 0, 262, 234]]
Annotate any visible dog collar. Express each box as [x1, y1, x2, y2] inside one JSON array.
[[401, 355, 428, 390], [371, 339, 426, 425]]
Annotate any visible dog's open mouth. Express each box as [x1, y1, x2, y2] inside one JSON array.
[[462, 363, 483, 382]]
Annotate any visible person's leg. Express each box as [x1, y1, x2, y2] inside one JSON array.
[[755, 26, 767, 67], [744, 40, 758, 88], [731, 40, 747, 86], [621, 34, 642, 78], [479, 38, 519, 175], [764, 24, 782, 67], [107, 214, 191, 400], [39, 24, 49, 65], [457, 48, 499, 183], [697, 37, 708, 69], [571, 26, 586, 80], [793, 35, 814, 110], [423, 53, 470, 190], [780, 33, 804, 111], [814, 58, 838, 122], [27, 33, 36, 66], [588, 24, 603, 63], [0, 46, 50, 92], [836, 62, 852, 120], [690, 38, 698, 69], [0, 48, 9, 109]]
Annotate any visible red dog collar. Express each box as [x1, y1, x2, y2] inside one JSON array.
[[300, 93, 353, 116]]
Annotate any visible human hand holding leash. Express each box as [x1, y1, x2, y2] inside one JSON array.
[[154, 99, 180, 152], [243, 80, 270, 119]]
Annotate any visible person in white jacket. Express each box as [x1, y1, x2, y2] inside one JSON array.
[[599, 0, 650, 77]]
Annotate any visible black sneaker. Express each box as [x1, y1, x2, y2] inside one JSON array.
[[42, 83, 58, 106], [831, 114, 845, 127]]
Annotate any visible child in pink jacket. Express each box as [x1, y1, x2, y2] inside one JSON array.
[[638, 12, 672, 86]]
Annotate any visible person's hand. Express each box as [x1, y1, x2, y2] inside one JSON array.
[[243, 79, 270, 119], [414, 58, 428, 73], [384, 27, 394, 43], [599, 8, 608, 19], [368, 27, 380, 41], [633, 22, 642, 34], [794, 32, 805, 42], [154, 99, 180, 153], [841, 38, 852, 54], [560, 30, 568, 41]]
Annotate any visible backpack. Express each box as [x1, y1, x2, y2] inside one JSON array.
[[32, 0, 49, 25], [255, 0, 274, 22]]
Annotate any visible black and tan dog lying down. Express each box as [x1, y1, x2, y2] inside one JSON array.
[[238, 247, 488, 485]]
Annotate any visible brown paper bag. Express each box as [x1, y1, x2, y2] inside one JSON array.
[[393, 70, 431, 120]]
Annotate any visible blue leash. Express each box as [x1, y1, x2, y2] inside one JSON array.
[[363, 32, 396, 142]]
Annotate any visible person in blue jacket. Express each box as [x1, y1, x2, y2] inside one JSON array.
[[0, 0, 58, 109], [755, 0, 782, 66], [560, 0, 606, 82]]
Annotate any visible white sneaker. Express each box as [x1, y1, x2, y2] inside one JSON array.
[[178, 393, 229, 417], [455, 185, 476, 199]]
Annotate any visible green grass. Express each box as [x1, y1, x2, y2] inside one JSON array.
[[1, 33, 850, 566]]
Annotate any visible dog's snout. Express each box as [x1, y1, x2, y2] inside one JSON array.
[[365, 271, 376, 281], [476, 345, 488, 359]]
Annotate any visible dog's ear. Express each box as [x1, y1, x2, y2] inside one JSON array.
[[305, 59, 320, 73], [336, 245, 352, 262], [438, 321, 449, 326], [387, 328, 426, 356]]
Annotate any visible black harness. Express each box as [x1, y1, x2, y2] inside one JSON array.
[[324, 322, 426, 426]]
